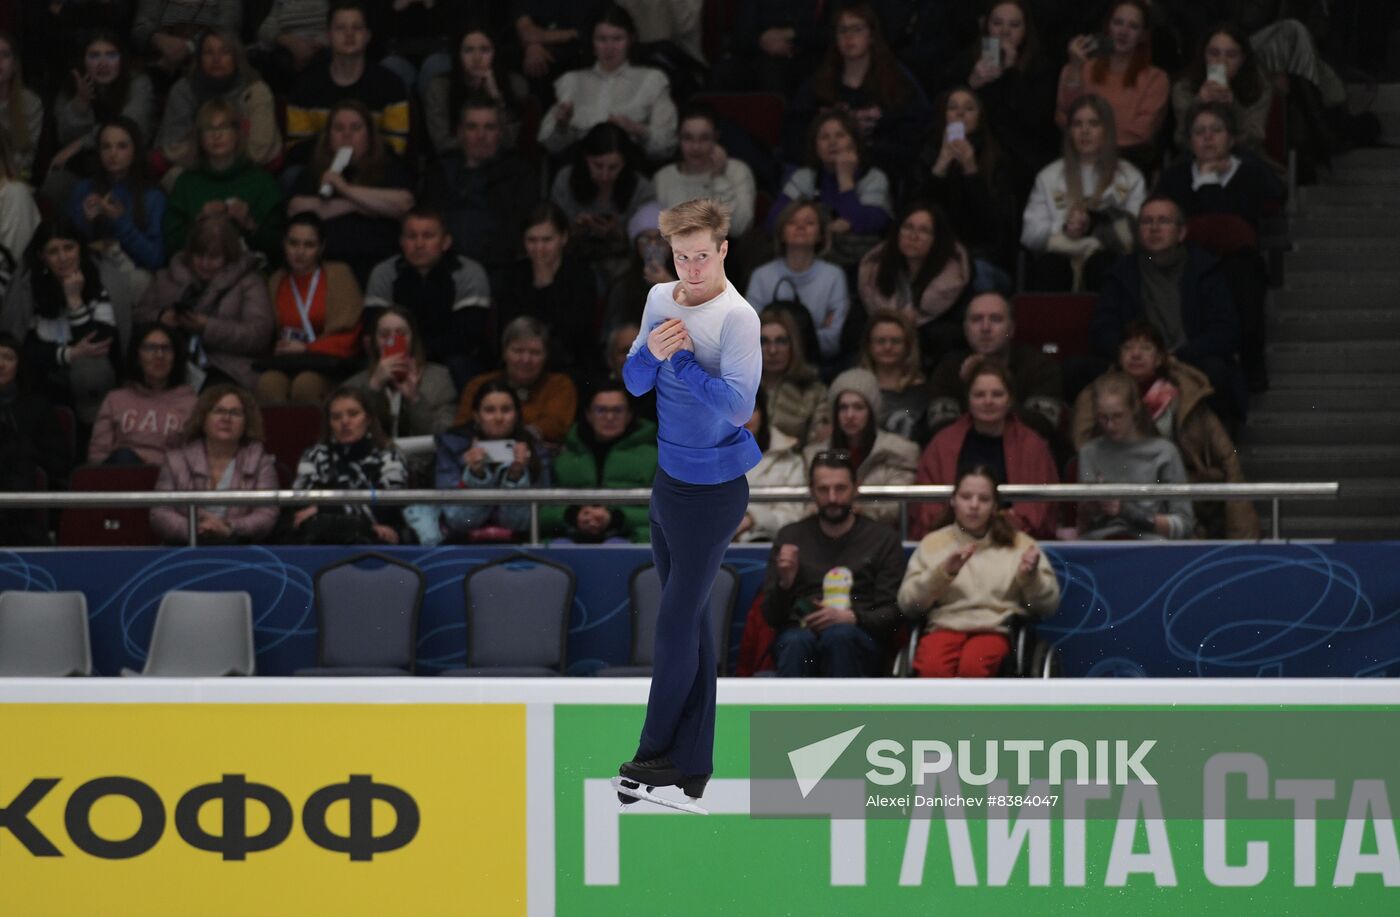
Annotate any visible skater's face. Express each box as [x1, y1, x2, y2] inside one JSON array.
[[811, 465, 855, 524], [199, 34, 236, 82], [967, 371, 1011, 428], [835, 392, 872, 438], [1069, 105, 1105, 157], [867, 320, 907, 370], [951, 473, 996, 535], [670, 229, 727, 300], [1189, 111, 1233, 164], [0, 344, 17, 387], [760, 321, 792, 374], [1095, 392, 1135, 442], [204, 393, 247, 445], [474, 392, 517, 439], [504, 336, 547, 387], [987, 4, 1026, 50], [328, 395, 370, 444], [459, 31, 495, 79], [98, 125, 136, 178], [329, 10, 370, 58], [896, 209, 935, 262], [588, 391, 631, 441], [137, 329, 175, 388], [1119, 335, 1164, 383], [963, 294, 1013, 356], [593, 22, 630, 71], [400, 216, 451, 272], [1137, 199, 1185, 254], [1205, 32, 1244, 82]]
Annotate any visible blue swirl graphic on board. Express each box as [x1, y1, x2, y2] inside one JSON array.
[[0, 551, 59, 592], [104, 548, 315, 664]]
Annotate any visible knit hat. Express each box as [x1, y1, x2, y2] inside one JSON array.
[[827, 367, 882, 417], [628, 201, 662, 242]]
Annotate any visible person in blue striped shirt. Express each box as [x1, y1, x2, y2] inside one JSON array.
[[616, 198, 762, 811]]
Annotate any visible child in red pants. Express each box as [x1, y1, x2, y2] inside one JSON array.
[[898, 465, 1061, 677]]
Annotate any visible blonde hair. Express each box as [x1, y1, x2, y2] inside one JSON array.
[[1062, 95, 1122, 208], [658, 198, 731, 245]]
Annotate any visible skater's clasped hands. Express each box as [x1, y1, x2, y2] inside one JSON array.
[[647, 318, 692, 361]]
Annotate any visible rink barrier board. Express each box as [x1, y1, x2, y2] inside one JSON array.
[[2, 680, 1399, 915]]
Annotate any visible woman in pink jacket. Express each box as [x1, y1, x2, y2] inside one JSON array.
[[87, 322, 197, 465], [150, 383, 278, 544]]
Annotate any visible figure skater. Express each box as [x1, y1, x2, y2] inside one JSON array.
[[614, 198, 762, 812]]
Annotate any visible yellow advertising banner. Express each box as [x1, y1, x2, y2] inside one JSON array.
[[0, 704, 527, 917]]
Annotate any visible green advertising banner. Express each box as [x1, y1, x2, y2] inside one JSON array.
[[554, 704, 1399, 916]]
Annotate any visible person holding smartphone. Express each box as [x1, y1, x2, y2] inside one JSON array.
[[343, 304, 456, 440], [1056, 0, 1168, 169], [405, 379, 551, 547]]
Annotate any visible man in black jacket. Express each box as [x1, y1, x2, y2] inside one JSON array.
[[1090, 195, 1243, 416], [763, 452, 904, 677], [422, 97, 540, 272]]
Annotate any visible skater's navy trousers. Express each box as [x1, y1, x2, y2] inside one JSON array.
[[635, 466, 749, 776]]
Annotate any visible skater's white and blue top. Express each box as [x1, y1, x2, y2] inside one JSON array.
[[624, 280, 763, 485]]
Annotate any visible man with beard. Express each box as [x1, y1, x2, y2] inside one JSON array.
[[761, 450, 904, 677]]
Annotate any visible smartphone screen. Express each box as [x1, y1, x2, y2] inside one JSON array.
[[1207, 62, 1229, 86], [945, 121, 966, 143], [981, 36, 1001, 68]]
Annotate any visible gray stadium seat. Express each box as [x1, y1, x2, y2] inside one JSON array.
[[296, 553, 423, 676], [596, 564, 740, 677], [122, 591, 255, 677], [0, 591, 93, 676], [441, 553, 574, 677]]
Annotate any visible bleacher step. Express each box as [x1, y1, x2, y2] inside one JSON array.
[[1243, 444, 1400, 480], [1302, 184, 1400, 206], [1284, 247, 1400, 271], [1244, 411, 1400, 445], [1268, 308, 1400, 340], [1288, 215, 1400, 238], [1266, 341, 1400, 374], [1274, 284, 1400, 309], [1251, 383, 1400, 410]]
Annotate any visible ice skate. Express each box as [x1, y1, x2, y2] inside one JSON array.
[[612, 776, 709, 814], [614, 757, 709, 814]]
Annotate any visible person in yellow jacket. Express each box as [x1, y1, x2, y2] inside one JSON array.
[[898, 464, 1060, 676]]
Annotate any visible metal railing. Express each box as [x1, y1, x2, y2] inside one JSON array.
[[1, 483, 1339, 545]]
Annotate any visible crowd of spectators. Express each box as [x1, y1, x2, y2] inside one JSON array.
[[0, 0, 1382, 555]]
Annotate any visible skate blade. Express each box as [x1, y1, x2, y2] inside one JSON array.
[[611, 776, 708, 815]]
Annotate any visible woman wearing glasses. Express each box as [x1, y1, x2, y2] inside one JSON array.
[[87, 322, 197, 466], [150, 383, 278, 545], [617, 198, 762, 810]]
